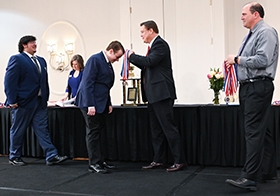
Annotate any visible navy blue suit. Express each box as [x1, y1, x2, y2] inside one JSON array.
[[75, 51, 114, 165], [4, 52, 58, 161], [75, 51, 114, 113]]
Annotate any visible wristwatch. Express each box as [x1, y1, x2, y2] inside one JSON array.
[[234, 56, 238, 64]]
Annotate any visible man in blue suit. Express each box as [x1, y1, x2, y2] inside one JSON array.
[[75, 41, 125, 174], [4, 35, 68, 166]]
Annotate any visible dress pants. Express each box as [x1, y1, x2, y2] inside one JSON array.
[[148, 98, 185, 164], [239, 80, 277, 181], [9, 97, 58, 161], [80, 109, 106, 165]]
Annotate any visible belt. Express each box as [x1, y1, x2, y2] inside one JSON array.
[[239, 76, 273, 85]]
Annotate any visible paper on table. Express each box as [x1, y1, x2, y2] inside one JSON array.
[[48, 98, 76, 107]]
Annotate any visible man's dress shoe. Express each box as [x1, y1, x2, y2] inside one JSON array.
[[89, 164, 108, 174], [166, 163, 187, 172], [226, 177, 257, 191], [102, 161, 116, 169], [9, 157, 27, 166], [46, 155, 68, 166], [142, 162, 163, 170], [261, 176, 278, 183]]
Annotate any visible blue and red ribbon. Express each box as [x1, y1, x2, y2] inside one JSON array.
[[120, 50, 130, 81], [223, 61, 238, 98]]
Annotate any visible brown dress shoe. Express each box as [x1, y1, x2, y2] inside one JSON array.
[[166, 163, 187, 172], [142, 162, 163, 170]]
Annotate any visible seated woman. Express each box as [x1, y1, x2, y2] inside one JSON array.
[[61, 54, 85, 102]]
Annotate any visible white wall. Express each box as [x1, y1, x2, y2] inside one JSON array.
[[224, 0, 280, 103], [0, 0, 126, 104], [1, 0, 280, 105]]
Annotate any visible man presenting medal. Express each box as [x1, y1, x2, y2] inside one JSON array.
[[128, 20, 186, 172]]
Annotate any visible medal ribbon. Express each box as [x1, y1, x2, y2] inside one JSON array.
[[120, 50, 130, 81], [223, 61, 238, 97], [224, 31, 251, 99]]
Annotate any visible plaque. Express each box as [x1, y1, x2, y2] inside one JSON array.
[[127, 87, 138, 101]]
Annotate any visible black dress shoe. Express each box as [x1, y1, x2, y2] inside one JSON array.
[[142, 162, 163, 170], [226, 177, 257, 191], [89, 164, 108, 174], [102, 161, 116, 169], [9, 158, 26, 166], [46, 155, 68, 166], [261, 176, 278, 183], [166, 163, 187, 172]]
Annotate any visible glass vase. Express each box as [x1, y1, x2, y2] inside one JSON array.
[[213, 90, 220, 105]]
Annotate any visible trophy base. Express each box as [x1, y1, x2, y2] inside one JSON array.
[[121, 103, 137, 106], [136, 103, 148, 106]]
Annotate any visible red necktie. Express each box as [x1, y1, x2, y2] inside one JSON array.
[[146, 46, 151, 56]]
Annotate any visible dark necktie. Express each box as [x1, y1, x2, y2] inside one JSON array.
[[235, 31, 252, 81], [108, 62, 113, 74], [238, 31, 252, 56], [31, 56, 40, 73]]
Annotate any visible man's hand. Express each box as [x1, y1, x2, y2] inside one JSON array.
[[9, 103, 18, 108], [127, 50, 134, 58], [87, 106, 96, 116], [225, 54, 236, 68], [108, 105, 113, 114]]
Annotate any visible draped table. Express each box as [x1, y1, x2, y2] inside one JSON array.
[[1, 105, 280, 167]]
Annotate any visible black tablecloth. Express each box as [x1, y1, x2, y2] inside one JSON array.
[[0, 105, 279, 167]]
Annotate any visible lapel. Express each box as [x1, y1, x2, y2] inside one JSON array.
[[100, 51, 114, 82], [22, 53, 41, 77], [151, 36, 161, 50]]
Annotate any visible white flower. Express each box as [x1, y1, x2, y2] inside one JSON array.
[[215, 73, 222, 79], [210, 71, 216, 76]]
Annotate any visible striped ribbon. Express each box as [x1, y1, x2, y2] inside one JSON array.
[[120, 50, 130, 81], [223, 61, 238, 98]]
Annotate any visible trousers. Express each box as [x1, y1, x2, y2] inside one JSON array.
[[239, 80, 277, 181]]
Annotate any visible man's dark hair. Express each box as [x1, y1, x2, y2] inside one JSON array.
[[250, 3, 265, 18], [140, 20, 159, 34], [106, 40, 125, 54], [18, 35, 36, 53]]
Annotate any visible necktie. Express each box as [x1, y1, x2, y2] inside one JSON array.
[[31, 56, 40, 73], [238, 31, 252, 56], [108, 62, 113, 75], [146, 46, 151, 56]]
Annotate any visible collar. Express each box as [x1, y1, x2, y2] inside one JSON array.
[[250, 20, 264, 34], [102, 51, 110, 63], [149, 35, 158, 48], [24, 51, 36, 58]]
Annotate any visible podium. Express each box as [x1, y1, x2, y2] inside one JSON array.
[[121, 78, 142, 106]]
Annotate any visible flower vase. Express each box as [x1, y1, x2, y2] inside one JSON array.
[[213, 90, 220, 105]]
